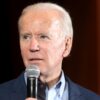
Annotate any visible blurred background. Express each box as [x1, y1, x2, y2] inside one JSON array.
[[1, 0, 100, 95]]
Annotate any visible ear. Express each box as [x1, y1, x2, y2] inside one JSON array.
[[63, 36, 72, 58]]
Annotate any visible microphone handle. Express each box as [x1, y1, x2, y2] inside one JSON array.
[[27, 77, 38, 98]]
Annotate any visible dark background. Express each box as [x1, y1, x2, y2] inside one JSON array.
[[1, 0, 100, 95]]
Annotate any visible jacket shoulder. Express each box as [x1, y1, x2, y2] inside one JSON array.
[[0, 72, 26, 99], [65, 75, 100, 100], [0, 78, 16, 92], [77, 83, 100, 99]]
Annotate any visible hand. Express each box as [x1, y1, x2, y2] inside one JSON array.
[[25, 97, 37, 100]]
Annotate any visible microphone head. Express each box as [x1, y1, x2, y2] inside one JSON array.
[[26, 65, 40, 78]]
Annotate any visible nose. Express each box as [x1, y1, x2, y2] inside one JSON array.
[[29, 37, 40, 52]]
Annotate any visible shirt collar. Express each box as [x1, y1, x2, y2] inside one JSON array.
[[46, 71, 66, 98], [55, 70, 66, 98]]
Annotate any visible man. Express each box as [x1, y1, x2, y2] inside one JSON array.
[[0, 2, 100, 100]]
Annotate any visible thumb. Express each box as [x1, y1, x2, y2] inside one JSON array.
[[25, 97, 37, 100]]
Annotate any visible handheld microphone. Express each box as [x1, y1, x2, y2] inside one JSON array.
[[26, 65, 40, 98]]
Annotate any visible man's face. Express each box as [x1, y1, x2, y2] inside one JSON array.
[[18, 9, 71, 81]]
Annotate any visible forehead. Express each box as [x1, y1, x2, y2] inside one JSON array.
[[19, 8, 62, 26], [18, 8, 62, 33]]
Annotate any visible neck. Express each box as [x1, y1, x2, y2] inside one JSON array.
[[39, 65, 62, 88], [43, 69, 62, 89], [47, 72, 61, 89]]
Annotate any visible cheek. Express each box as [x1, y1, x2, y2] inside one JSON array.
[[54, 42, 65, 55], [20, 43, 28, 58], [47, 43, 64, 63]]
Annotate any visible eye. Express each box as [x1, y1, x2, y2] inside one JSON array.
[[40, 35, 49, 39], [20, 34, 31, 40], [23, 35, 30, 39]]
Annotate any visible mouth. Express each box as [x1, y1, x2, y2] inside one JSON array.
[[29, 58, 43, 60], [28, 58, 43, 63]]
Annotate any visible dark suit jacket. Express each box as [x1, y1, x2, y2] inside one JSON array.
[[0, 72, 100, 100]]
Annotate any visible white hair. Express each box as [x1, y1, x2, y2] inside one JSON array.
[[20, 2, 73, 37]]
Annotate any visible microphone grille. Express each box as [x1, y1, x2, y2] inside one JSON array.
[[26, 65, 40, 78]]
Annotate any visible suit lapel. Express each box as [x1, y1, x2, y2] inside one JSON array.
[[65, 75, 84, 100]]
